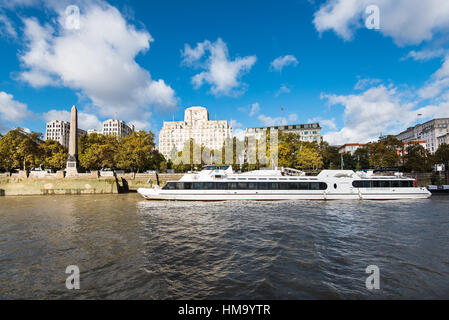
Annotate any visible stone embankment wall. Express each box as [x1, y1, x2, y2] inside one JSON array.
[[0, 171, 183, 196], [116, 173, 183, 191], [0, 171, 118, 196]]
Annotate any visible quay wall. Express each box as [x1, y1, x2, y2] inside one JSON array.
[[0, 171, 183, 196], [0, 171, 118, 196], [116, 173, 183, 191]]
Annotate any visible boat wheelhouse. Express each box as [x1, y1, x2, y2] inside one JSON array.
[[137, 166, 431, 201]]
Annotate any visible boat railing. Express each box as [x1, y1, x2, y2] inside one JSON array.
[[282, 167, 305, 176]]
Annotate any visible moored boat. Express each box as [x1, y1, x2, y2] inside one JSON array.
[[137, 166, 431, 201]]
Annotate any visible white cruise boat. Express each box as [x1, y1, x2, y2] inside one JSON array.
[[137, 166, 431, 201]]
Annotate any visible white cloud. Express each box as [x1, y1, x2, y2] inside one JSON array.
[[249, 102, 260, 117], [308, 117, 338, 130], [238, 102, 260, 117], [0, 0, 41, 8], [129, 118, 151, 131], [354, 78, 382, 90], [42, 109, 102, 130], [313, 0, 449, 45], [403, 49, 447, 62], [321, 83, 449, 145], [275, 84, 291, 96], [230, 119, 243, 129], [433, 55, 449, 79], [270, 55, 298, 72], [0, 91, 33, 123], [233, 128, 246, 141], [181, 38, 256, 96], [288, 113, 298, 122], [258, 113, 298, 127], [418, 55, 449, 99], [15, 2, 178, 124], [0, 13, 17, 38]]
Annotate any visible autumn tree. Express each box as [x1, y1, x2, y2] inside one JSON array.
[[353, 147, 370, 170], [277, 132, 302, 168], [319, 141, 341, 169], [39, 139, 68, 170], [296, 142, 323, 170], [78, 133, 119, 170], [404, 143, 433, 172], [368, 136, 403, 168], [0, 128, 41, 171], [114, 131, 162, 172], [435, 143, 449, 183], [435, 143, 449, 167]]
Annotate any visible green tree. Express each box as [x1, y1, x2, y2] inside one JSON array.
[[0, 128, 41, 171], [353, 147, 370, 170], [79, 133, 118, 170], [319, 141, 341, 169], [342, 152, 357, 170], [296, 142, 323, 170], [404, 143, 433, 172], [435, 143, 449, 167], [39, 140, 68, 170], [368, 136, 403, 168], [435, 143, 449, 184], [114, 131, 163, 172], [278, 132, 302, 168]]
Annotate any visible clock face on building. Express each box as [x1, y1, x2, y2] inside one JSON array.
[[192, 110, 202, 120]]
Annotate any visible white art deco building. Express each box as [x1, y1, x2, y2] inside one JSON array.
[[45, 120, 86, 148], [101, 119, 135, 138], [158, 106, 233, 160]]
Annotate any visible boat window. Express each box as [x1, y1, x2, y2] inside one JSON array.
[[193, 182, 203, 190], [311, 183, 321, 190], [298, 182, 310, 190], [184, 182, 192, 190], [238, 182, 248, 189], [380, 181, 390, 188], [391, 181, 400, 188], [229, 182, 238, 190], [319, 182, 328, 190], [258, 182, 269, 190], [175, 182, 184, 190], [205, 182, 215, 190], [216, 183, 227, 190], [352, 181, 362, 188], [248, 182, 257, 189], [270, 182, 279, 190], [333, 184, 337, 189], [362, 181, 371, 188], [353, 180, 415, 188], [288, 182, 298, 190], [163, 182, 176, 190], [399, 180, 413, 188]]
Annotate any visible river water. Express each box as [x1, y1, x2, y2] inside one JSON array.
[[0, 194, 448, 299]]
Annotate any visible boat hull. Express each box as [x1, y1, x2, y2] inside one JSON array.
[[137, 188, 431, 201]]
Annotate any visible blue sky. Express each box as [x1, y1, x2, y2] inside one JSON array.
[[1, 0, 449, 144]]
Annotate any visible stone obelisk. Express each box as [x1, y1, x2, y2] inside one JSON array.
[[66, 105, 79, 175]]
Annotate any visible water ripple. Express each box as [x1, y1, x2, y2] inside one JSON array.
[[0, 195, 448, 299]]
